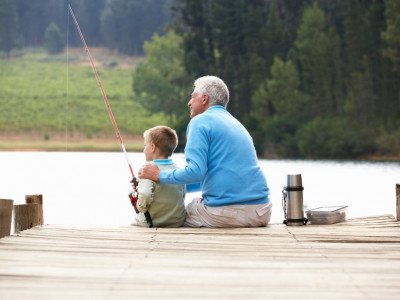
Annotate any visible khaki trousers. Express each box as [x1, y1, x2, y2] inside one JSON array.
[[184, 198, 272, 228]]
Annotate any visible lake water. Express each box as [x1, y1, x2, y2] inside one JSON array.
[[1, 152, 399, 226]]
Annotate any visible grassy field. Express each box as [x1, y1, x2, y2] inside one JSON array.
[[0, 48, 168, 151]]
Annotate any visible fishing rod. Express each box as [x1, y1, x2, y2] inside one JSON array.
[[68, 4, 153, 227]]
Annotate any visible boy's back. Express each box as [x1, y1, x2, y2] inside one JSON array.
[[136, 160, 186, 227]]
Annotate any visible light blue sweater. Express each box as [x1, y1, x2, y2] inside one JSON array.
[[160, 105, 270, 207]]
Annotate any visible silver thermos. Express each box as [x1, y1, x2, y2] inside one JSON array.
[[282, 174, 308, 226]]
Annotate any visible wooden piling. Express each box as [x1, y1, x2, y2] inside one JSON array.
[[13, 194, 43, 233], [396, 184, 400, 221], [25, 194, 44, 224], [0, 199, 14, 238]]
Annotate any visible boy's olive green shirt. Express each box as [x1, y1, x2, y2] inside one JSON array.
[[136, 159, 186, 227]]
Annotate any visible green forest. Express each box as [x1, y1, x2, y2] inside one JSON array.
[[0, 0, 399, 159]]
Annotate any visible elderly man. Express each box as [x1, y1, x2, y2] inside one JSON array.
[[138, 75, 272, 227]]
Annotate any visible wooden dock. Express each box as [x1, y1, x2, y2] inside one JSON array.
[[0, 215, 399, 299]]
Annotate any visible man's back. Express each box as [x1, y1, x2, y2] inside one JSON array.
[[185, 105, 270, 207]]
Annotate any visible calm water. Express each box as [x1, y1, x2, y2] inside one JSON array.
[[1, 152, 399, 226]]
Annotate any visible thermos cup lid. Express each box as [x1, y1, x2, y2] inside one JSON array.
[[287, 174, 302, 187]]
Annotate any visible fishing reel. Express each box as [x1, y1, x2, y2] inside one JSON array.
[[128, 177, 153, 228], [129, 177, 140, 213], [128, 190, 139, 214]]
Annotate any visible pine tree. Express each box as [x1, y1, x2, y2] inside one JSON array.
[[240, 1, 270, 114], [16, 0, 66, 47], [44, 22, 64, 54], [101, 0, 171, 55], [339, 0, 386, 126], [0, 0, 20, 58], [76, 0, 105, 46], [252, 57, 305, 118], [172, 0, 215, 78], [382, 0, 400, 70], [264, 1, 286, 72], [295, 2, 338, 117]]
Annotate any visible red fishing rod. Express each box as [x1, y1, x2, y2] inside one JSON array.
[[68, 4, 153, 227]]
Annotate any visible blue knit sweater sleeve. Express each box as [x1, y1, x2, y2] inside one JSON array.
[[159, 117, 206, 185]]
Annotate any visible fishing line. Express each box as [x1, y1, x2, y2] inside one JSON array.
[[67, 4, 153, 227], [66, 6, 69, 152], [67, 4, 136, 180]]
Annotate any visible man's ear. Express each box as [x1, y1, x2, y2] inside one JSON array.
[[202, 93, 209, 105]]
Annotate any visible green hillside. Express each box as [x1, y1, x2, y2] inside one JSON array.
[[0, 48, 168, 150]]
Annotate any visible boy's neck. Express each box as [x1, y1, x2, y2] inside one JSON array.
[[152, 154, 169, 161]]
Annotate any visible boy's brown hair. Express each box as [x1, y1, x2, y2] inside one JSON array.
[[143, 126, 178, 158]]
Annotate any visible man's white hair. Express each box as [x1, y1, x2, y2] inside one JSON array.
[[194, 76, 230, 107]]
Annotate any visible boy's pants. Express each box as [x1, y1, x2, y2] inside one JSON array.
[[184, 198, 272, 228]]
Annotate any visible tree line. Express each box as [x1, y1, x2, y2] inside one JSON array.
[[1, 0, 399, 158], [134, 0, 400, 158], [0, 0, 172, 56]]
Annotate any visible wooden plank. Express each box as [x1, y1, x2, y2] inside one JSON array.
[[0, 199, 13, 238], [0, 215, 399, 299]]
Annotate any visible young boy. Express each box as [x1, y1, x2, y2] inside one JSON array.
[[134, 126, 186, 227]]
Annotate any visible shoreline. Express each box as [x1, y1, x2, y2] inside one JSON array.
[[0, 132, 144, 153], [1, 143, 399, 162], [1, 133, 399, 161], [259, 154, 400, 162]]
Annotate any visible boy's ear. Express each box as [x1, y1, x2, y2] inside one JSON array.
[[151, 143, 156, 152]]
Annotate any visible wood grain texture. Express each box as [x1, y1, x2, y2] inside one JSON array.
[[0, 215, 399, 299], [396, 184, 400, 221], [13, 204, 43, 233], [0, 199, 13, 238]]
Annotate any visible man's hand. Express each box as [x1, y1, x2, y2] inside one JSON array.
[[138, 162, 160, 182]]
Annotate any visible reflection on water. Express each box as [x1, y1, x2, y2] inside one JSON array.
[[0, 152, 399, 226]]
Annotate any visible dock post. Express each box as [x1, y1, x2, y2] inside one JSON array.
[[0, 199, 14, 238], [25, 194, 44, 224], [13, 194, 44, 233], [396, 184, 400, 221]]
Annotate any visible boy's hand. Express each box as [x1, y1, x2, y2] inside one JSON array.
[[138, 163, 160, 182], [130, 177, 139, 189]]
